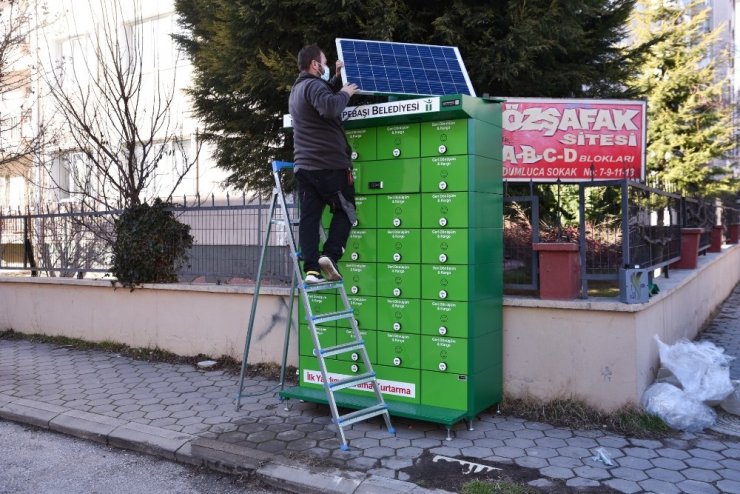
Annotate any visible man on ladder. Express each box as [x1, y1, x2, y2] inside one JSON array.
[[289, 43, 359, 283]]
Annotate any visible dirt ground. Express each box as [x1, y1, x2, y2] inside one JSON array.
[[400, 452, 622, 493]]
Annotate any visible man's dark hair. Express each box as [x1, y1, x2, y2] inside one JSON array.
[[297, 44, 323, 71]]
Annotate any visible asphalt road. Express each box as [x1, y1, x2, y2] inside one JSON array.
[[0, 419, 285, 494]]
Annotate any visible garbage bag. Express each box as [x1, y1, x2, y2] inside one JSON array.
[[720, 380, 740, 416], [642, 382, 716, 432], [655, 336, 734, 403]]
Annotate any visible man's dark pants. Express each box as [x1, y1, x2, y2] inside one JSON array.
[[295, 169, 355, 274]]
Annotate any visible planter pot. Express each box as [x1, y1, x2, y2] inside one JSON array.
[[533, 242, 580, 300], [671, 228, 703, 269]]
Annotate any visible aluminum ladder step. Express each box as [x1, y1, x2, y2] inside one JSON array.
[[328, 371, 376, 392], [303, 281, 344, 292], [320, 340, 364, 358], [271, 218, 300, 227], [335, 403, 389, 427], [312, 309, 354, 325]]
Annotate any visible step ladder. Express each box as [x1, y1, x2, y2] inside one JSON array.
[[235, 160, 395, 450]]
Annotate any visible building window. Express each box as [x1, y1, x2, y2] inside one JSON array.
[[129, 14, 181, 74]]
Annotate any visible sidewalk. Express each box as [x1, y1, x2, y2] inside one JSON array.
[[1, 284, 738, 494]]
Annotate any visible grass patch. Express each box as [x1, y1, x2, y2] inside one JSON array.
[[499, 396, 671, 438], [587, 280, 620, 298], [461, 480, 537, 494], [0, 329, 297, 383]]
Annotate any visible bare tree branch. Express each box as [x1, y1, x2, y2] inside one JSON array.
[[37, 0, 201, 209]]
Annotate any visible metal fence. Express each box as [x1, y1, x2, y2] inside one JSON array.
[[0, 197, 298, 283], [682, 197, 717, 253], [502, 196, 539, 291], [504, 180, 689, 294], [1, 186, 735, 296]]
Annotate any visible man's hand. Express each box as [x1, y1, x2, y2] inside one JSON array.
[[341, 83, 359, 97], [335, 60, 344, 77]]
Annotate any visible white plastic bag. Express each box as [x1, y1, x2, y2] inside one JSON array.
[[642, 382, 717, 432], [720, 380, 740, 416], [655, 336, 734, 403]]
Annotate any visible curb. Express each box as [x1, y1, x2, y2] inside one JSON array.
[[0, 393, 452, 494]]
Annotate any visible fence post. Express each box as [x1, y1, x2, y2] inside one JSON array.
[[578, 183, 587, 298], [621, 181, 630, 268]]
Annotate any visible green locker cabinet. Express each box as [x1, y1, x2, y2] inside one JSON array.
[[377, 297, 421, 334], [283, 94, 503, 429]]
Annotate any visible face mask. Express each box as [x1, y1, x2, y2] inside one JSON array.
[[319, 62, 330, 81]]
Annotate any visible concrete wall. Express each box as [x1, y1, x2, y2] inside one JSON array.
[[503, 244, 739, 410], [0, 280, 298, 366], [0, 244, 737, 411]]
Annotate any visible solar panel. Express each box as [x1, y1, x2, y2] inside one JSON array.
[[336, 38, 476, 97]]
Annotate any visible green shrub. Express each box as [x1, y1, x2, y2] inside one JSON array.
[[112, 199, 193, 287]]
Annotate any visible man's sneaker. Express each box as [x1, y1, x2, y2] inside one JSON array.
[[319, 256, 342, 281], [304, 271, 323, 284]]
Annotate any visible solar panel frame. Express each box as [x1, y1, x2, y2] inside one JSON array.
[[336, 38, 476, 98]]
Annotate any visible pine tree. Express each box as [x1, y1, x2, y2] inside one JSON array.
[[174, 0, 643, 194], [630, 0, 735, 195]]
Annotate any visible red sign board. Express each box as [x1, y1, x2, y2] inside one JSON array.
[[502, 98, 646, 182]]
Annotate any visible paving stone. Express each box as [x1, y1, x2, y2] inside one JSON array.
[[534, 437, 567, 449], [453, 429, 486, 440], [548, 456, 584, 469], [659, 447, 692, 460], [717, 480, 740, 494], [485, 430, 514, 440], [598, 436, 630, 448], [694, 439, 726, 452], [565, 436, 599, 449], [364, 446, 395, 459], [474, 438, 504, 449], [395, 446, 423, 459], [676, 480, 720, 494], [566, 477, 600, 488], [379, 437, 411, 449], [652, 457, 688, 470], [523, 421, 553, 431], [504, 437, 535, 449], [543, 429, 572, 439], [573, 465, 611, 480], [514, 429, 545, 440], [460, 446, 493, 459], [380, 457, 413, 470], [285, 438, 317, 452], [688, 448, 724, 461], [682, 468, 721, 482], [721, 458, 740, 470], [685, 457, 723, 470], [647, 467, 685, 483], [616, 456, 653, 470], [491, 446, 524, 459], [629, 438, 663, 449], [181, 424, 210, 435], [604, 478, 641, 493], [639, 478, 681, 494], [622, 446, 658, 459], [718, 468, 740, 482], [525, 447, 558, 459], [497, 421, 525, 432], [539, 466, 574, 479], [266, 424, 293, 434], [611, 466, 648, 482], [514, 456, 548, 469], [557, 446, 591, 460]]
